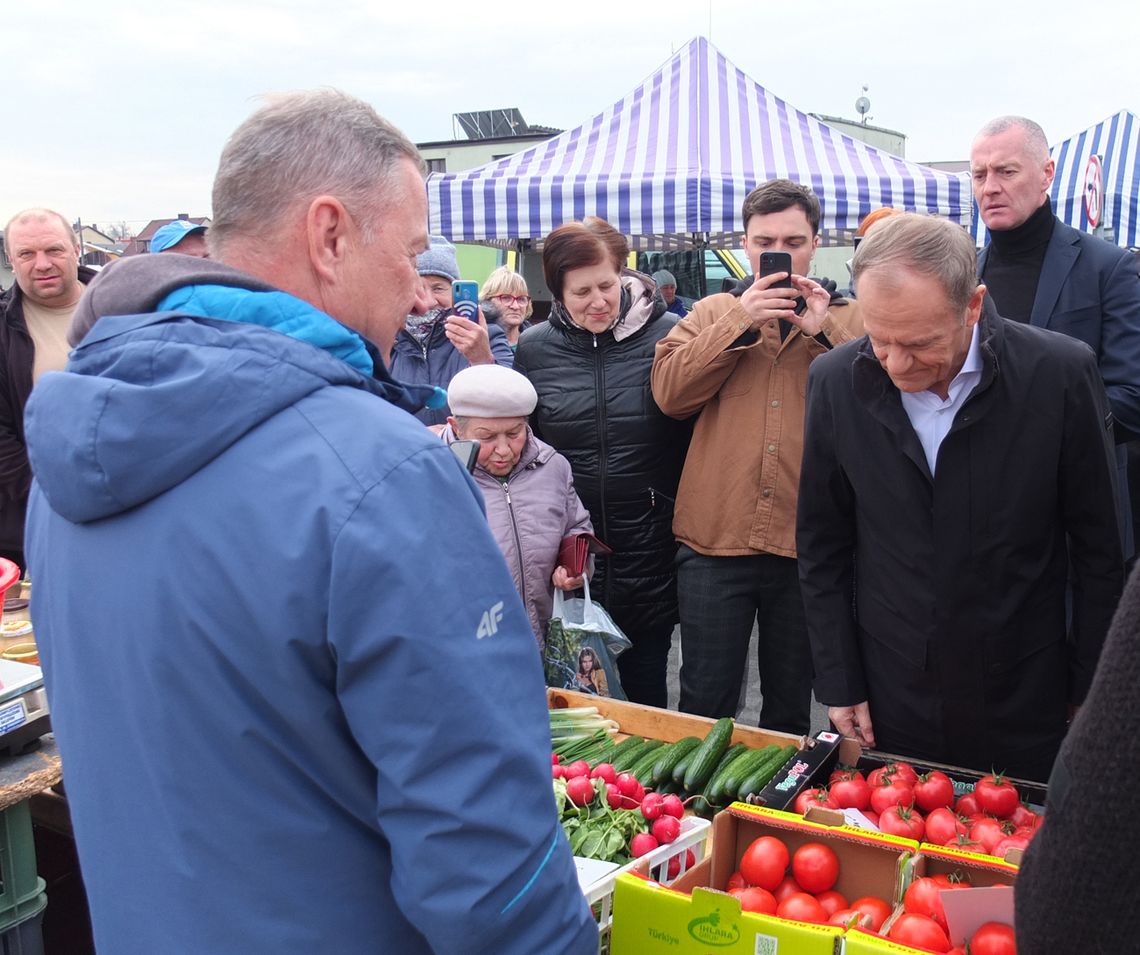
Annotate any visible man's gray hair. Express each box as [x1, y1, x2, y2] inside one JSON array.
[[975, 115, 1050, 163], [852, 214, 979, 313], [3, 208, 78, 249], [209, 89, 425, 255]]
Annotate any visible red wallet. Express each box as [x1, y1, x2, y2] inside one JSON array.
[[557, 533, 612, 578]]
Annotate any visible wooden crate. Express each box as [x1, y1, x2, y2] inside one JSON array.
[[547, 687, 805, 750]]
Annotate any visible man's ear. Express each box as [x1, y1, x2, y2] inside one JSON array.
[[305, 195, 350, 284], [965, 284, 987, 327]]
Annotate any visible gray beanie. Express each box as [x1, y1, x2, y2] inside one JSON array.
[[417, 235, 461, 282], [652, 269, 677, 287]]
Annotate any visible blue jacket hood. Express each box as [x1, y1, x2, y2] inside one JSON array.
[[27, 256, 436, 524]]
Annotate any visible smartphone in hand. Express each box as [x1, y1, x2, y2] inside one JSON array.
[[452, 281, 480, 321], [758, 251, 793, 289]]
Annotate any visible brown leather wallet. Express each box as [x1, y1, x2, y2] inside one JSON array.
[[556, 533, 612, 578]]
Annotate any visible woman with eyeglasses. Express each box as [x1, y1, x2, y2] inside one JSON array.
[[480, 267, 533, 349], [514, 217, 692, 708]]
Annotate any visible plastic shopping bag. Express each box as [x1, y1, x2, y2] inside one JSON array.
[[544, 576, 632, 701]]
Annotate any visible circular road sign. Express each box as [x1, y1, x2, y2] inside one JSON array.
[[1084, 155, 1103, 228]]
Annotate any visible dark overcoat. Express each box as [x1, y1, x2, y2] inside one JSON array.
[[797, 299, 1123, 781]]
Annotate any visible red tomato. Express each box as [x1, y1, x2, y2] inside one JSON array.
[[948, 948, 968, 955], [850, 896, 893, 932], [924, 807, 968, 847], [791, 842, 840, 894], [867, 766, 895, 787], [831, 774, 872, 811], [913, 771, 956, 812], [862, 809, 880, 828], [889, 912, 951, 952], [879, 804, 925, 841], [970, 816, 1010, 855], [974, 774, 1020, 819], [666, 849, 696, 879], [871, 777, 917, 815], [739, 836, 790, 892], [904, 875, 956, 931], [970, 921, 1017, 955], [829, 767, 865, 785], [885, 761, 919, 786], [793, 787, 837, 815], [1009, 803, 1041, 830], [732, 886, 778, 915], [776, 892, 828, 924], [773, 875, 803, 903], [815, 889, 848, 917], [726, 869, 748, 892], [950, 834, 985, 853], [955, 792, 980, 816], [991, 835, 1030, 860], [829, 908, 875, 931]]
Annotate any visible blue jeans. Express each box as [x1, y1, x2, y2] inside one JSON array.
[[676, 546, 812, 734]]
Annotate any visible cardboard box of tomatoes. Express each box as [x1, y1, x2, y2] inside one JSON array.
[[609, 804, 920, 954]]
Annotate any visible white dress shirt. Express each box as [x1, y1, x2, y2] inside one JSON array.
[[899, 323, 983, 475]]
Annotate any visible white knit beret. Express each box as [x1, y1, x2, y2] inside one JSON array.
[[447, 365, 538, 418]]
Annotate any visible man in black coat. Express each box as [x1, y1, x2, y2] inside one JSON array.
[[797, 214, 1123, 782]]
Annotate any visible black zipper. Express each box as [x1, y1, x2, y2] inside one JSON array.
[[592, 332, 611, 607]]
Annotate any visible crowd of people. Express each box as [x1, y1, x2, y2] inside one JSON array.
[[2, 92, 1138, 950]]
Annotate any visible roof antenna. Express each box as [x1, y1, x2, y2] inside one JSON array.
[[855, 85, 872, 126]]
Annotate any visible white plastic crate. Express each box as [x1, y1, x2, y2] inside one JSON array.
[[581, 815, 712, 953]]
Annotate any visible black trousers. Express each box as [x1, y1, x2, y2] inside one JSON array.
[[676, 546, 812, 734]]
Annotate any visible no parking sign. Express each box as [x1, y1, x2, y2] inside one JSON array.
[[1083, 154, 1104, 228]]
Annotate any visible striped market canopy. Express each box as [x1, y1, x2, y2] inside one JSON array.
[[971, 110, 1140, 248], [427, 36, 970, 243]]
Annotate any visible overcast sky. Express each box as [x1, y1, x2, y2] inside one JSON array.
[[6, 0, 1137, 232]]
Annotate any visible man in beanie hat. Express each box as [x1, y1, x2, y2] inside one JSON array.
[[652, 269, 688, 317], [390, 235, 514, 426], [443, 363, 594, 644]]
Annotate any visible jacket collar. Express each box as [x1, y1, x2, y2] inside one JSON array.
[[851, 296, 1003, 481]]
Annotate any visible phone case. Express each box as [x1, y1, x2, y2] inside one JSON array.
[[452, 281, 480, 321]]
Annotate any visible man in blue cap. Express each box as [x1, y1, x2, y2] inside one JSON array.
[[149, 218, 209, 257]]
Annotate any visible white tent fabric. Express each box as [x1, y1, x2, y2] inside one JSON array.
[[971, 110, 1140, 248], [428, 37, 971, 243]]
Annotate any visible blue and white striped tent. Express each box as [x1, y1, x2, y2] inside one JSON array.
[[428, 36, 970, 245], [971, 110, 1140, 248]]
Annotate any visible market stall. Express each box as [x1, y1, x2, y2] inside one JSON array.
[[548, 691, 1036, 954], [428, 37, 972, 249]]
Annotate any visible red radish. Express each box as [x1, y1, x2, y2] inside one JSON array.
[[604, 783, 623, 810], [640, 792, 665, 821], [666, 848, 696, 879], [564, 760, 590, 779], [615, 773, 641, 799], [660, 794, 684, 819], [652, 815, 682, 845], [630, 832, 659, 857], [551, 765, 564, 780], [565, 775, 595, 806], [590, 763, 617, 785], [551, 753, 560, 764]]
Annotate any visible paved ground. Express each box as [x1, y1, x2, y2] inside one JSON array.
[[664, 623, 831, 737]]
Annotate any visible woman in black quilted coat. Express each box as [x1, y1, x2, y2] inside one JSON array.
[[514, 218, 691, 707]]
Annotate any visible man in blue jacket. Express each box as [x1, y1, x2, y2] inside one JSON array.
[[26, 90, 596, 955]]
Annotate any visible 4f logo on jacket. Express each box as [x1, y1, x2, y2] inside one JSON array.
[[477, 601, 505, 640]]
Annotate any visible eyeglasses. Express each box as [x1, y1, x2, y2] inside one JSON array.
[[491, 294, 531, 306]]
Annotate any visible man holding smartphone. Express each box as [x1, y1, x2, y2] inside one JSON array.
[[651, 179, 861, 733], [390, 235, 515, 425]]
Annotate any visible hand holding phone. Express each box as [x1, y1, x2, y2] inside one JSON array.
[[452, 281, 480, 321]]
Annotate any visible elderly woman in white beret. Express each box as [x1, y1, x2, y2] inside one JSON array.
[[443, 364, 595, 647]]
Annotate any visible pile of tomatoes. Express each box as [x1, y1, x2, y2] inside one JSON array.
[[723, 834, 895, 930], [892, 876, 1019, 953], [793, 761, 1042, 858]]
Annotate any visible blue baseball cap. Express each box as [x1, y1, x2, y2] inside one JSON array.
[[150, 220, 207, 253]]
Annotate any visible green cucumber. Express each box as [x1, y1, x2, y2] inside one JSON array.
[[716, 746, 779, 803], [706, 745, 769, 805], [737, 745, 797, 802], [631, 745, 670, 786], [651, 737, 702, 786], [613, 738, 664, 774], [683, 717, 736, 794], [604, 735, 646, 765]]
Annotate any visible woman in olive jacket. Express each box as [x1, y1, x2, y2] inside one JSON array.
[[514, 218, 691, 707]]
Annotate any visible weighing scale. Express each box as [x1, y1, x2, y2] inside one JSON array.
[[0, 659, 49, 757]]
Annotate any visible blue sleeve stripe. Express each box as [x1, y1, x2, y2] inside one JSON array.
[[500, 830, 561, 914]]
